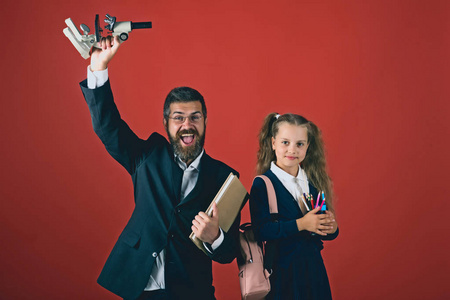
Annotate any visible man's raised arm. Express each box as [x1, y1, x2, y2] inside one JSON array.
[[80, 35, 148, 174]]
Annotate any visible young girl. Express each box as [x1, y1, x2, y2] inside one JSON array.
[[249, 113, 339, 300]]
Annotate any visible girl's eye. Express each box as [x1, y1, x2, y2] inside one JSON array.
[[282, 141, 289, 145], [297, 143, 304, 147]]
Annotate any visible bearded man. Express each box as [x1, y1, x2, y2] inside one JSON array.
[[79, 36, 240, 300]]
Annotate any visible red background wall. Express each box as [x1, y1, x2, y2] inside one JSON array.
[[1, 0, 449, 299]]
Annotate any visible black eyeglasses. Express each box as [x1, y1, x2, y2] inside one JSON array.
[[167, 114, 203, 124]]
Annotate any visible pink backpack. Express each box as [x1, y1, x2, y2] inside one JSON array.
[[238, 175, 278, 300]]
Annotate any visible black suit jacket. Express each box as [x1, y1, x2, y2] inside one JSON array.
[[80, 80, 240, 300]]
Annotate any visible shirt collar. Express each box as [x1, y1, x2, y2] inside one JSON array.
[[175, 149, 204, 171], [270, 161, 307, 182]]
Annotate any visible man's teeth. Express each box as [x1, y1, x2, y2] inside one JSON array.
[[181, 134, 195, 144]]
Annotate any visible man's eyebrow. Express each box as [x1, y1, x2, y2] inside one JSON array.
[[172, 111, 202, 115]]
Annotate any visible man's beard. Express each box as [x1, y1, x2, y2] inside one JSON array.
[[167, 127, 206, 163]]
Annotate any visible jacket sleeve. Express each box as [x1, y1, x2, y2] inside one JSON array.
[[250, 177, 299, 242], [80, 79, 148, 174], [206, 211, 241, 264]]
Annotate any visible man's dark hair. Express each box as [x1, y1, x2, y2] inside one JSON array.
[[163, 87, 207, 119]]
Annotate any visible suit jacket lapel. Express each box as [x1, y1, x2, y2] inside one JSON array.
[[179, 153, 214, 207], [169, 146, 183, 207]]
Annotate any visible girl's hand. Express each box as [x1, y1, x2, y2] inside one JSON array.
[[320, 210, 338, 234], [296, 207, 335, 236]]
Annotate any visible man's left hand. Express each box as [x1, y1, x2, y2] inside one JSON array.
[[192, 203, 220, 244]]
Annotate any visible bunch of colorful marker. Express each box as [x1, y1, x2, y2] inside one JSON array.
[[300, 191, 327, 213]]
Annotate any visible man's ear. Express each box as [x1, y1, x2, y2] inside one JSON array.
[[163, 118, 167, 128], [204, 117, 208, 126]]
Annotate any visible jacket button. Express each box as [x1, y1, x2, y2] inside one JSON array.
[[152, 252, 158, 258]]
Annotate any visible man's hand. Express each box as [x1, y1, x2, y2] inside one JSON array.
[[90, 35, 121, 71], [191, 203, 220, 244]]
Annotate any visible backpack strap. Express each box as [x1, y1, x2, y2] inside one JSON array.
[[253, 175, 278, 272], [254, 175, 278, 214]]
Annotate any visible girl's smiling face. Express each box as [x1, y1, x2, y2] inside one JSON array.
[[272, 123, 309, 176]]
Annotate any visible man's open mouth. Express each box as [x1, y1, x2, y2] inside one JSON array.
[[180, 133, 195, 146]]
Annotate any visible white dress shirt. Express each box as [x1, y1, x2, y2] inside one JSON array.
[[87, 67, 223, 291]]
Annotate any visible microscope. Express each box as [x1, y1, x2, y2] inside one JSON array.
[[63, 14, 152, 59]]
